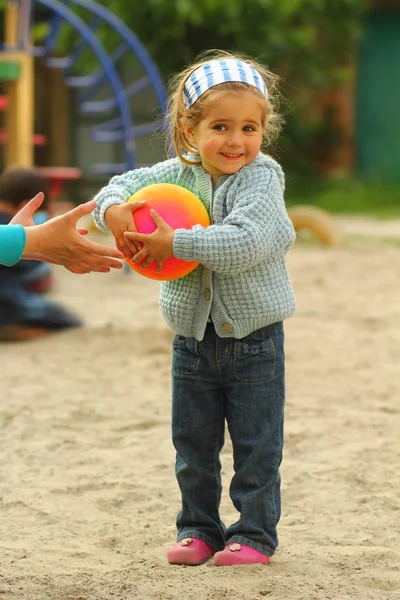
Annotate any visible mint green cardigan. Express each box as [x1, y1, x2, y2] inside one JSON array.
[[93, 153, 296, 340]]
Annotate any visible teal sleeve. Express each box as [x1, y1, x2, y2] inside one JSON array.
[[0, 224, 27, 266]]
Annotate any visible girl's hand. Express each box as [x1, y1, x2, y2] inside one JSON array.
[[104, 201, 146, 258], [124, 209, 174, 273]]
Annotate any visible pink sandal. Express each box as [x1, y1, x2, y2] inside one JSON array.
[[213, 543, 270, 566], [167, 537, 216, 566]]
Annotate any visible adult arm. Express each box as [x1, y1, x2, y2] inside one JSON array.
[[8, 193, 124, 274], [0, 224, 26, 266]]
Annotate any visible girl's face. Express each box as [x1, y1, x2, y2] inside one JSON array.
[[186, 90, 265, 185]]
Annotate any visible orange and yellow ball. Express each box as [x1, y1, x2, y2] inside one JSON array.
[[125, 183, 210, 281]]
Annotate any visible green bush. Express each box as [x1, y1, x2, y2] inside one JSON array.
[[99, 0, 369, 175], [26, 0, 370, 179], [286, 176, 400, 217]]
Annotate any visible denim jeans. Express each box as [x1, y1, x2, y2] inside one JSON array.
[[171, 321, 285, 557]]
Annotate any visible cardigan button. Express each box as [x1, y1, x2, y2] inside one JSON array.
[[221, 323, 233, 334], [204, 287, 211, 301]]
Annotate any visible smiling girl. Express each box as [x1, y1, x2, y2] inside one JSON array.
[[92, 50, 296, 567]]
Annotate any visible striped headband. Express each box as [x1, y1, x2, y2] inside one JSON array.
[[183, 59, 268, 109]]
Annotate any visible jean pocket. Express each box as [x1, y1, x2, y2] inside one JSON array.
[[173, 336, 200, 375], [234, 338, 275, 382]]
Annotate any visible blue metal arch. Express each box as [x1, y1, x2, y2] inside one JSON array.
[[28, 0, 167, 173], [33, 0, 136, 170], [67, 0, 167, 112], [35, 0, 167, 113]]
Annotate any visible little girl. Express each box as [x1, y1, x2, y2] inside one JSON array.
[[92, 51, 296, 567]]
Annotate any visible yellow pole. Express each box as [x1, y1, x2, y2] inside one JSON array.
[[4, 1, 34, 167], [5, 1, 19, 46]]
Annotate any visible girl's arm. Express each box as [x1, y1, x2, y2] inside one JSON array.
[[173, 168, 295, 275], [92, 158, 182, 231]]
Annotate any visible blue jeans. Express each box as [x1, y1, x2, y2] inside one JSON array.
[[171, 321, 285, 557]]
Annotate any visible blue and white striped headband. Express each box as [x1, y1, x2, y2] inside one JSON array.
[[183, 59, 268, 109]]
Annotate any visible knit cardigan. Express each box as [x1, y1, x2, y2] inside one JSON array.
[[93, 152, 296, 341]]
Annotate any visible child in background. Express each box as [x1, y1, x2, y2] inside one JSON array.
[[93, 50, 296, 566], [0, 167, 53, 293], [0, 167, 81, 341]]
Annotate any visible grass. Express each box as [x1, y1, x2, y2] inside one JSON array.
[[285, 176, 400, 218]]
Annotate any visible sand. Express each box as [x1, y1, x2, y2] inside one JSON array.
[[0, 217, 399, 600]]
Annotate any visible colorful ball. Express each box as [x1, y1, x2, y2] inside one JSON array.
[[125, 183, 210, 281]]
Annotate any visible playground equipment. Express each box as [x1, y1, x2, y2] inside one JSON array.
[[125, 184, 211, 281], [287, 205, 340, 247], [0, 4, 339, 250], [0, 0, 167, 189]]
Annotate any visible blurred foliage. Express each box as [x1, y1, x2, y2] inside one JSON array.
[[99, 0, 367, 85], [286, 177, 400, 217], [95, 0, 370, 174], [2, 0, 369, 175]]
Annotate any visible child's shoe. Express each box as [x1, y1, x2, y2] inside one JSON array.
[[213, 543, 270, 566], [167, 537, 215, 566]]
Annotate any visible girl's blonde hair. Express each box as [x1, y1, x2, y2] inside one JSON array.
[[166, 50, 283, 166]]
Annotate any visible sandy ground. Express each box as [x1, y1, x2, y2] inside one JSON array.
[[0, 217, 399, 600]]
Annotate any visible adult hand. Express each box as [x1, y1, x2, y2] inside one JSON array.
[[12, 194, 125, 274], [104, 201, 146, 259], [10, 192, 46, 228], [124, 209, 174, 273]]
